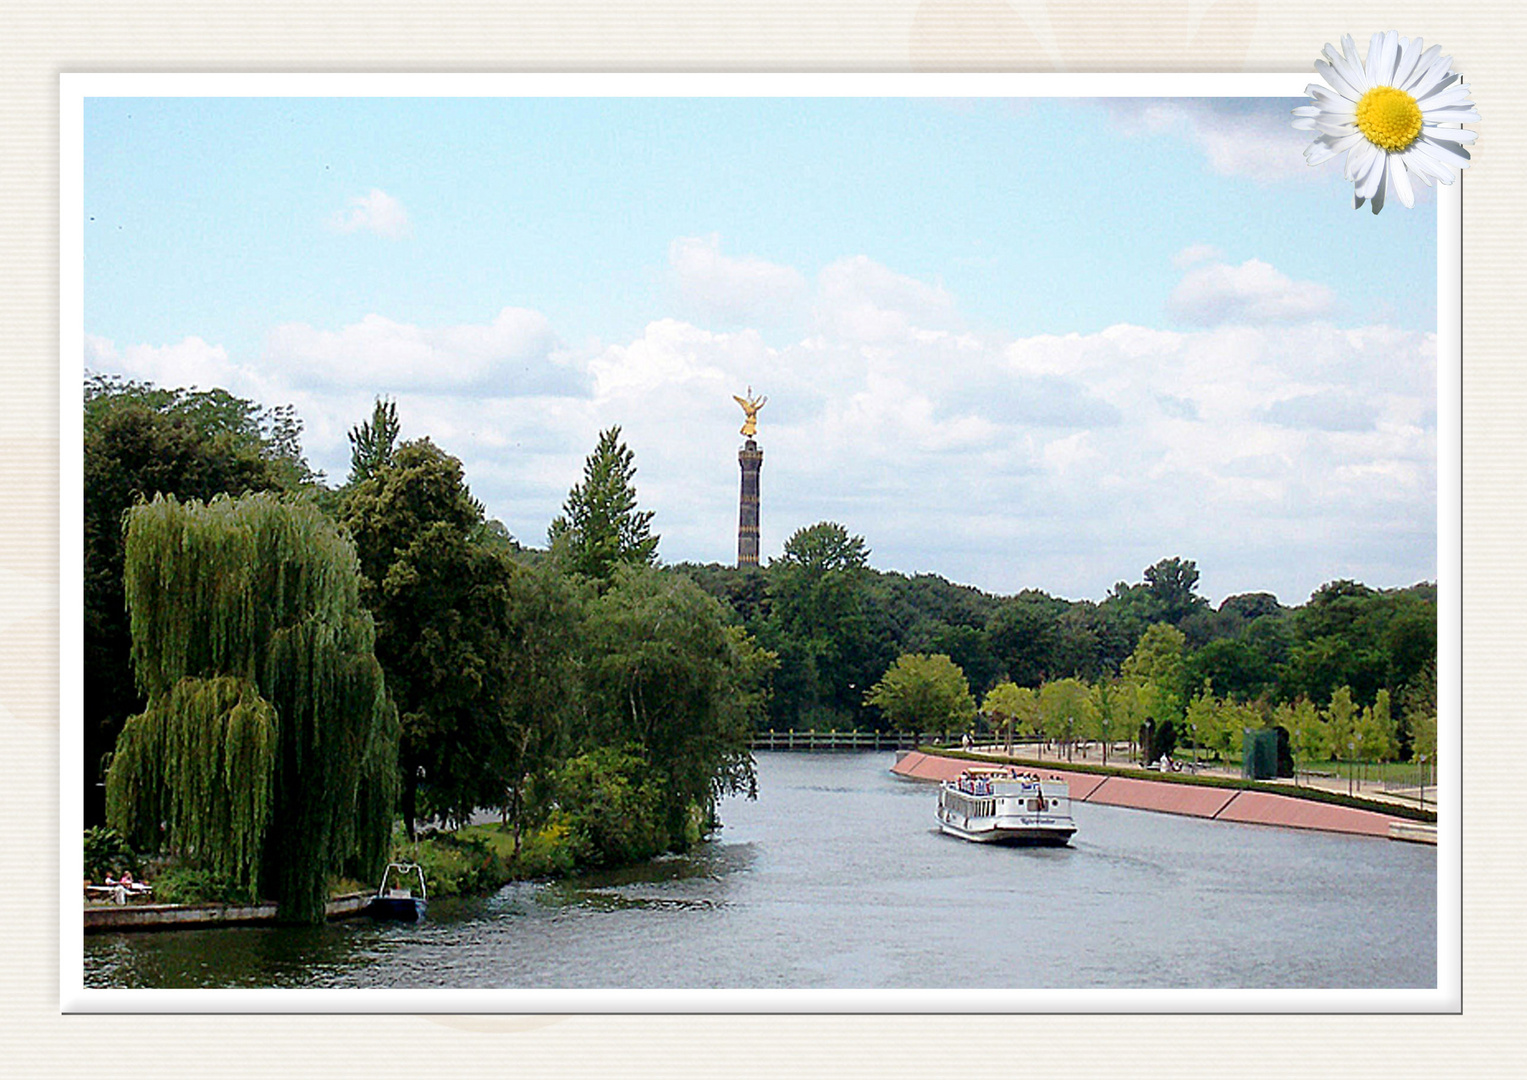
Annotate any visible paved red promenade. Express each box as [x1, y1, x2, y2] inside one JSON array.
[[892, 751, 1405, 838]]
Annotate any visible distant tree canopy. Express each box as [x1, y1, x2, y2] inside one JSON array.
[[104, 494, 397, 924], [83, 375, 316, 825], [548, 426, 659, 579]]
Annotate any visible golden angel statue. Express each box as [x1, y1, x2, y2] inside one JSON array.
[[733, 387, 767, 438]]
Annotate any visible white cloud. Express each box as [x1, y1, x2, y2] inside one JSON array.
[[263, 307, 573, 393], [329, 188, 411, 239], [669, 234, 806, 326], [85, 333, 239, 390], [1172, 243, 1222, 269], [814, 255, 960, 342], [1105, 99, 1312, 182], [1168, 258, 1338, 326], [84, 247, 1435, 603]]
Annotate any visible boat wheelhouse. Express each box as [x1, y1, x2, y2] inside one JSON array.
[[936, 766, 1078, 846]]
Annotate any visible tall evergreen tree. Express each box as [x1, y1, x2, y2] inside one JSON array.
[[105, 494, 398, 923], [347, 397, 401, 484], [548, 426, 659, 579]]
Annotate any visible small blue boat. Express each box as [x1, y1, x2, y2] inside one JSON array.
[[367, 862, 428, 922]]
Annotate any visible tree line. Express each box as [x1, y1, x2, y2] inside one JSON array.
[[680, 528, 1437, 766], [85, 378, 766, 920], [84, 374, 1438, 919]]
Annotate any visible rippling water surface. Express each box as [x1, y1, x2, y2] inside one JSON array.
[[84, 752, 1436, 989]]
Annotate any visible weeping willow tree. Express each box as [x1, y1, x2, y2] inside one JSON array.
[[106, 493, 398, 923]]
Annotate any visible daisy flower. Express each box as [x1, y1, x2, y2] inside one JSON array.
[[1292, 32, 1479, 213]]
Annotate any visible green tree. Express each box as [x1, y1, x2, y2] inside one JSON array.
[[1325, 684, 1361, 766], [548, 426, 659, 579], [1086, 677, 1141, 764], [982, 680, 1034, 755], [1358, 688, 1397, 762], [1037, 677, 1090, 759], [343, 438, 541, 838], [105, 494, 397, 923], [864, 653, 976, 734], [1143, 556, 1210, 625], [347, 397, 401, 483], [83, 377, 309, 825], [762, 522, 890, 729], [1279, 698, 1330, 773], [1183, 688, 1220, 763], [1122, 622, 1187, 723], [578, 565, 761, 842]]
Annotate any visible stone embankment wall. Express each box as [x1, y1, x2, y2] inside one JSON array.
[[892, 751, 1412, 839]]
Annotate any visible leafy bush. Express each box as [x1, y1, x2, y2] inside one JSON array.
[[550, 747, 673, 868], [83, 826, 140, 883], [152, 865, 254, 905]]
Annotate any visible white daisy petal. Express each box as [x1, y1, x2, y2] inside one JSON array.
[[1415, 80, 1469, 107], [1401, 45, 1444, 92], [1399, 148, 1445, 186], [1362, 33, 1386, 87], [1354, 146, 1384, 200], [1421, 106, 1481, 124], [1414, 135, 1471, 170], [1390, 36, 1423, 91], [1369, 156, 1388, 213], [1391, 153, 1416, 207], [1377, 31, 1401, 85], [1315, 58, 1362, 102], [1411, 51, 1457, 97], [1314, 119, 1359, 138], [1306, 130, 1366, 165], [1308, 85, 1351, 111], [1337, 34, 1371, 92], [1422, 125, 1478, 143]]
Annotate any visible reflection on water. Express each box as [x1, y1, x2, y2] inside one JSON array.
[[84, 752, 1436, 990]]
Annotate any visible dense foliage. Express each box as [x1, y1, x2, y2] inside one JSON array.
[[105, 494, 398, 922], [83, 373, 1438, 909], [684, 536, 1437, 764], [83, 375, 314, 824]]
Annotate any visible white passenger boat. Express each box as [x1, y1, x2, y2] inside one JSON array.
[[936, 766, 1078, 846]]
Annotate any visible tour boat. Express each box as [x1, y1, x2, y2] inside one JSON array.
[[367, 862, 428, 922], [936, 766, 1078, 846]]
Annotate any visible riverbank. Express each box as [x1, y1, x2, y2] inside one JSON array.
[[893, 750, 1434, 841], [83, 890, 372, 933]]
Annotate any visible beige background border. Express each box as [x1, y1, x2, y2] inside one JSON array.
[[3, 2, 1519, 1074]]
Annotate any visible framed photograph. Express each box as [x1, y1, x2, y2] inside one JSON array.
[[61, 72, 1459, 1013]]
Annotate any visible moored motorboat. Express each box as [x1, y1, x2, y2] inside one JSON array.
[[936, 766, 1077, 846], [366, 862, 428, 921]]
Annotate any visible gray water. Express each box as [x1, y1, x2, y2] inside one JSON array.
[[83, 751, 1436, 989]]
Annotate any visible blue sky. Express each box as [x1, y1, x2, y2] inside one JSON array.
[[83, 94, 1439, 605]]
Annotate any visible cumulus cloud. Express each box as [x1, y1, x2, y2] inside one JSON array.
[[85, 333, 239, 390], [84, 248, 1435, 602], [1168, 258, 1338, 326], [669, 234, 807, 326], [263, 307, 576, 393], [814, 255, 960, 342], [329, 188, 411, 239], [1104, 99, 1312, 182]]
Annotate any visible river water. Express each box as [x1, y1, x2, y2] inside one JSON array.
[[83, 752, 1436, 990]]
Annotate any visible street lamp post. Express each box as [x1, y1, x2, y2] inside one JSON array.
[[1348, 740, 1356, 797]]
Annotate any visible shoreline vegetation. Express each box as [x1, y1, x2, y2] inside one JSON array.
[[83, 379, 1440, 925]]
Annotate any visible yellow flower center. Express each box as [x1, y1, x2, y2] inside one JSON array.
[[1354, 86, 1424, 152]]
